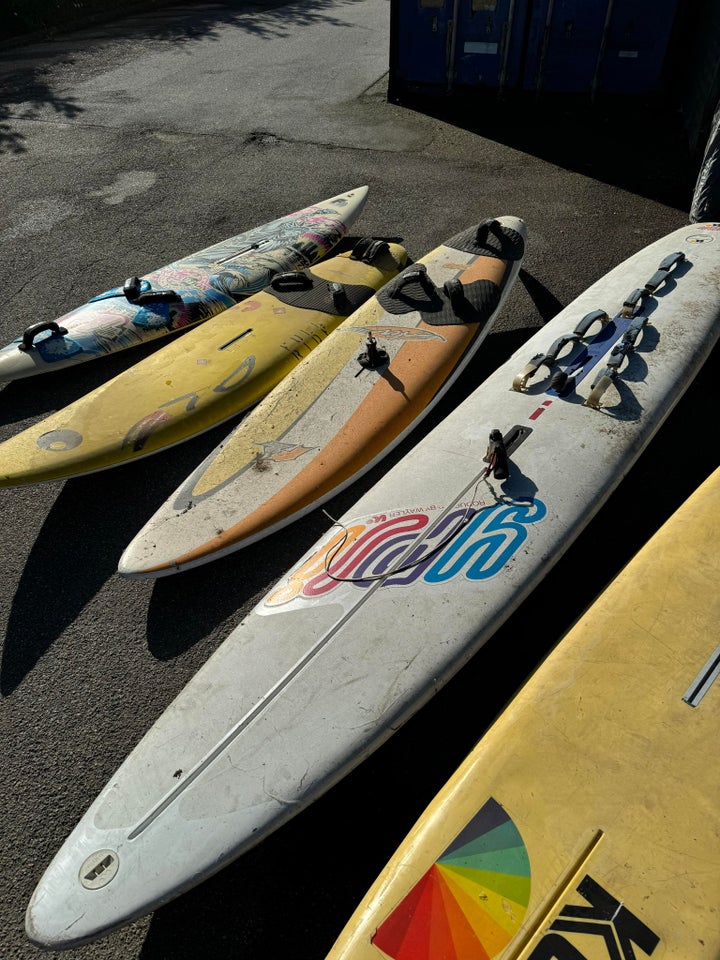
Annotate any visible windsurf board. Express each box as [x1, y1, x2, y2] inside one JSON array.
[[118, 215, 526, 577], [24, 221, 720, 949], [0, 187, 368, 380], [0, 240, 406, 487], [325, 463, 720, 960]]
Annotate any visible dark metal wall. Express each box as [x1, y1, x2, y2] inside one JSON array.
[[388, 0, 720, 156], [673, 0, 720, 154]]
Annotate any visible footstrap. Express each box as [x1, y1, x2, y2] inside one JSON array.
[[512, 250, 686, 400], [512, 309, 608, 391]]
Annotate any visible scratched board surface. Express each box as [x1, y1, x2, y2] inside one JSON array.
[[118, 215, 526, 578], [0, 242, 406, 486], [326, 464, 720, 960], [25, 223, 720, 951], [0, 186, 368, 380]]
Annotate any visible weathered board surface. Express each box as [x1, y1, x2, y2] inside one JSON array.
[[326, 463, 720, 960], [24, 222, 720, 951]]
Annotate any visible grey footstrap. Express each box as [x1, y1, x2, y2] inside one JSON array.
[[586, 251, 687, 408], [584, 315, 649, 409], [512, 309, 609, 392]]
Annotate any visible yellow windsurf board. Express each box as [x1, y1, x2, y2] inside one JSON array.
[[0, 240, 406, 486]]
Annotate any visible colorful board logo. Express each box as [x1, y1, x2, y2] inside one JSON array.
[[371, 797, 531, 960], [371, 830, 660, 960], [340, 325, 446, 343], [264, 498, 546, 608]]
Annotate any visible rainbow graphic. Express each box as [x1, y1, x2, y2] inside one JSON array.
[[372, 798, 530, 960]]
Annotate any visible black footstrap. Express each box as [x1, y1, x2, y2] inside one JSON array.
[[446, 218, 525, 261]]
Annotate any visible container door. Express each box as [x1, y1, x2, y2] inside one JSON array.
[[451, 0, 529, 92], [524, 0, 612, 93], [597, 0, 679, 94], [392, 0, 453, 93]]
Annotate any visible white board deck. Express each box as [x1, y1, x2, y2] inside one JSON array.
[[25, 222, 720, 950]]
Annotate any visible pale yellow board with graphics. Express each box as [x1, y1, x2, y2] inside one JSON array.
[[326, 465, 720, 960], [0, 243, 406, 487]]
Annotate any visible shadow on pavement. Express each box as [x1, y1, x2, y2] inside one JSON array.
[[395, 89, 694, 211], [0, 66, 81, 153], [1, 0, 697, 213], [0, 418, 239, 694]]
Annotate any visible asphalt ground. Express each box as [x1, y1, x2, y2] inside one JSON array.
[[0, 1, 717, 958]]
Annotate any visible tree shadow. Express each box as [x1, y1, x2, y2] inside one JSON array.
[[0, 0, 367, 154], [0, 64, 82, 153]]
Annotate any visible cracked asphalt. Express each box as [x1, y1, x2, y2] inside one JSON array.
[[0, 1, 717, 958]]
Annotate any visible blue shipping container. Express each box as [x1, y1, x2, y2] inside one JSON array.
[[390, 0, 528, 96], [452, 0, 529, 91], [523, 0, 610, 93], [392, 0, 453, 94], [389, 0, 679, 99]]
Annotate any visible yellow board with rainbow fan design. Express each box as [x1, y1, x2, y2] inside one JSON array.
[[327, 465, 720, 960], [371, 797, 530, 959]]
